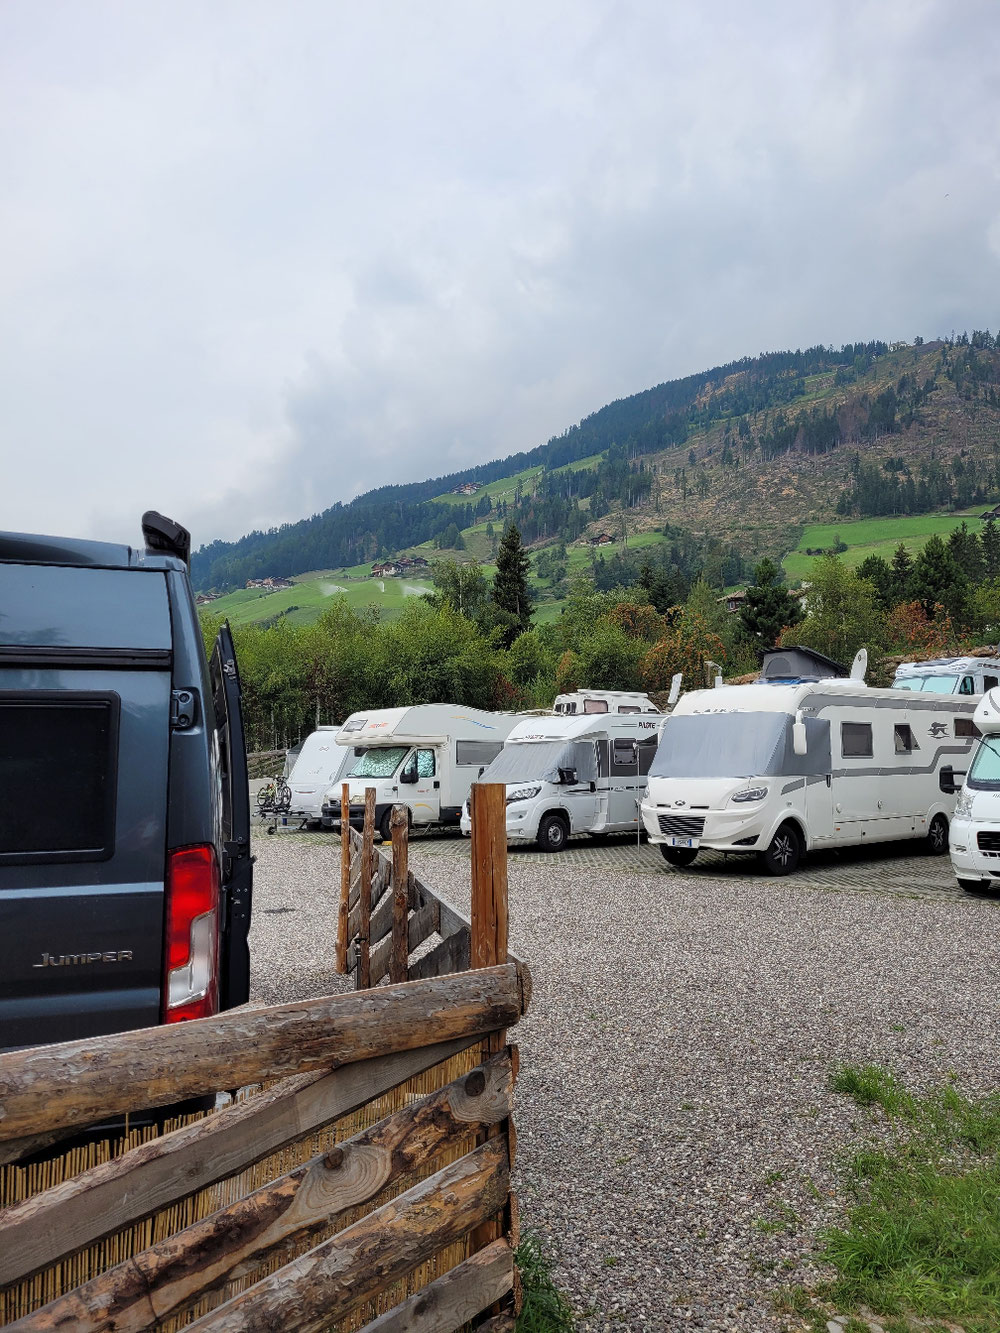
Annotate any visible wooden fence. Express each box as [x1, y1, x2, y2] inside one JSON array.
[[0, 783, 528, 1333]]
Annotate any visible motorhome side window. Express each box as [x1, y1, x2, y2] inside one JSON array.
[[841, 722, 873, 758], [401, 748, 435, 780], [893, 724, 917, 754], [611, 739, 637, 770], [584, 700, 608, 714], [350, 746, 408, 778], [985, 676, 999, 692], [455, 741, 504, 766], [959, 676, 976, 695], [617, 706, 641, 714], [956, 718, 982, 738]]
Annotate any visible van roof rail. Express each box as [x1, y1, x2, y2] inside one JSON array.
[[142, 511, 190, 567]]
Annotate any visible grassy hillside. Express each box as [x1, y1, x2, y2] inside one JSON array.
[[202, 571, 432, 627], [782, 510, 986, 581]]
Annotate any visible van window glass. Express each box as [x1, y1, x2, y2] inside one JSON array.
[[959, 676, 977, 695], [456, 740, 504, 766], [921, 675, 960, 693], [841, 722, 873, 757], [985, 676, 999, 692], [348, 746, 407, 778], [967, 737, 1000, 790], [650, 713, 830, 779], [0, 695, 118, 862], [0, 565, 170, 649], [415, 749, 435, 778], [892, 678, 921, 691], [611, 738, 638, 771], [894, 724, 917, 754], [617, 705, 641, 714], [584, 700, 608, 713], [956, 718, 982, 738]]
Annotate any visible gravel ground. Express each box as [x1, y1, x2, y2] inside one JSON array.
[[247, 825, 1000, 1331]]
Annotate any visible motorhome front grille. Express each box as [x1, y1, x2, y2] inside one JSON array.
[[657, 814, 706, 838], [977, 831, 1000, 852]]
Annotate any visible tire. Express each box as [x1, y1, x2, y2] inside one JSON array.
[[536, 814, 569, 852], [925, 813, 949, 855], [958, 878, 994, 896], [378, 808, 394, 843], [659, 844, 698, 868], [758, 822, 802, 876]]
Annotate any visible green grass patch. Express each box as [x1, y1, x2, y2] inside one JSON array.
[[783, 511, 985, 582], [431, 464, 545, 507], [516, 1233, 575, 1332], [794, 1064, 1000, 1331], [199, 571, 432, 627]]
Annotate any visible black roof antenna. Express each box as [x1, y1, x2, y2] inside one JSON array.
[[141, 511, 191, 567]]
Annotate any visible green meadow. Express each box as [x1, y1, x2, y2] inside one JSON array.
[[782, 510, 986, 582]]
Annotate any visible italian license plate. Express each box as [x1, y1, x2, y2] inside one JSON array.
[[669, 836, 698, 848]]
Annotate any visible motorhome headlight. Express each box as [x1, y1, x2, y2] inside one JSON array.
[[730, 786, 768, 804], [506, 785, 541, 805], [954, 789, 974, 820], [641, 785, 650, 802]]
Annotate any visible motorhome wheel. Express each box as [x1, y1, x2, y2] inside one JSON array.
[[378, 807, 409, 843], [759, 823, 802, 876], [924, 813, 949, 855], [659, 845, 698, 868], [536, 814, 569, 852], [958, 878, 995, 896]]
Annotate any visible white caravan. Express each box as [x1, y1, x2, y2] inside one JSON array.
[[320, 705, 518, 842], [553, 688, 661, 715], [640, 677, 978, 875], [460, 712, 662, 851], [893, 656, 1000, 697], [948, 688, 1000, 894], [287, 727, 354, 824]]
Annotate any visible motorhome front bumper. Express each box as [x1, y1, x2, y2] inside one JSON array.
[[639, 803, 766, 850], [949, 818, 1000, 886]]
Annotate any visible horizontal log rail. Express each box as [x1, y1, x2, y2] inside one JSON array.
[[0, 1037, 479, 1288], [359, 1238, 514, 1333], [6, 1053, 513, 1333], [0, 964, 527, 1145], [182, 1138, 510, 1333]]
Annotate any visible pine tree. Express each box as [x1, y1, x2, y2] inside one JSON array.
[[911, 534, 967, 619], [947, 521, 984, 583], [889, 543, 913, 603], [982, 518, 1000, 579], [739, 558, 803, 648], [491, 522, 533, 647]]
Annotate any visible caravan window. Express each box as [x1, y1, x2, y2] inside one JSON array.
[[611, 738, 638, 771], [985, 676, 999, 692], [956, 718, 982, 739], [349, 746, 408, 778], [617, 705, 641, 714], [456, 740, 504, 767], [841, 723, 873, 758], [959, 676, 977, 695], [584, 700, 608, 714], [894, 724, 918, 754]]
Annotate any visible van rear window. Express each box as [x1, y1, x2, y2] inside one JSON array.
[[0, 694, 119, 863]]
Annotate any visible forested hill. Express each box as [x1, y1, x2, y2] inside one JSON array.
[[192, 333, 1000, 591]]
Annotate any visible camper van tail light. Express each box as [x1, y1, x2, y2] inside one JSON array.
[[731, 786, 768, 804], [163, 844, 220, 1023], [506, 785, 541, 805]]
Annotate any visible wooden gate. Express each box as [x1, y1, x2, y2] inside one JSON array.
[[0, 784, 528, 1333]]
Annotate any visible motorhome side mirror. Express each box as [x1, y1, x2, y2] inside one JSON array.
[[558, 767, 578, 785], [792, 711, 808, 756], [400, 766, 417, 785], [939, 765, 957, 794]]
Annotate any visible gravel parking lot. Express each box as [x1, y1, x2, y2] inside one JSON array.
[[248, 826, 1000, 1332]]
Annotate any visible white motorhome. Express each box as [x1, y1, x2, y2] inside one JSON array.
[[640, 677, 978, 875], [553, 688, 661, 715], [460, 711, 661, 850], [287, 727, 354, 824], [320, 705, 518, 841], [893, 656, 1000, 697], [948, 687, 1000, 894]]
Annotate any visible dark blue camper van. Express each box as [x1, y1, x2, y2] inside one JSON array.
[[0, 512, 252, 1050]]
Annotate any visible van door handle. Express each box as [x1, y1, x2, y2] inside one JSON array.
[[433, 780, 440, 789]]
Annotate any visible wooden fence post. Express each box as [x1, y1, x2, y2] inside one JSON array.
[[359, 787, 376, 989], [470, 783, 508, 972], [337, 782, 351, 974], [390, 804, 409, 984]]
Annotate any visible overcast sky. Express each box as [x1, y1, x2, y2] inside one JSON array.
[[3, 1, 999, 548]]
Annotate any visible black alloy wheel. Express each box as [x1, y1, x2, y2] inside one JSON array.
[[759, 822, 802, 876], [925, 813, 949, 856]]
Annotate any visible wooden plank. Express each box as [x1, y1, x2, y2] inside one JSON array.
[[0, 964, 526, 1143], [0, 1038, 478, 1287], [358, 1239, 514, 1333], [367, 898, 441, 987], [8, 1055, 514, 1332], [409, 926, 471, 982], [470, 784, 508, 971], [337, 782, 351, 972], [180, 1138, 510, 1333], [476, 1317, 516, 1332], [390, 804, 410, 985], [359, 787, 376, 989]]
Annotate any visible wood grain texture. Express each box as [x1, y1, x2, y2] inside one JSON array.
[[337, 783, 352, 972], [469, 784, 508, 972], [0, 965, 525, 1143], [408, 927, 471, 982], [359, 787, 376, 989], [181, 1138, 510, 1333], [368, 898, 440, 988], [390, 805, 410, 985], [6, 1054, 514, 1333], [0, 1038, 477, 1288], [357, 1239, 514, 1333]]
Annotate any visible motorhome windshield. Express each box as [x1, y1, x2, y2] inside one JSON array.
[[650, 712, 830, 780], [893, 675, 959, 693], [966, 737, 1000, 790], [481, 739, 597, 785], [348, 746, 409, 778]]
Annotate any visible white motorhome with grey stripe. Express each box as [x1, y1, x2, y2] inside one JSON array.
[[640, 677, 978, 874]]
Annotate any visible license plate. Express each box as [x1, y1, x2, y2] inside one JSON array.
[[669, 836, 698, 848]]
